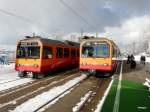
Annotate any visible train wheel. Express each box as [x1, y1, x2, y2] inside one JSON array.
[[18, 71, 27, 78], [104, 72, 111, 77], [80, 70, 90, 75], [110, 69, 116, 76], [32, 73, 38, 79], [95, 71, 103, 77], [95, 71, 111, 78]]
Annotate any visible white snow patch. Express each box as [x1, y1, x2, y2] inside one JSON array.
[[135, 55, 150, 63], [0, 78, 19, 84], [145, 78, 150, 83], [137, 106, 147, 110], [0, 72, 18, 81], [0, 75, 77, 109], [0, 78, 33, 92], [0, 63, 33, 92], [72, 91, 92, 112], [12, 75, 87, 112], [0, 71, 19, 83], [94, 79, 114, 112], [0, 63, 15, 74], [143, 78, 150, 91]]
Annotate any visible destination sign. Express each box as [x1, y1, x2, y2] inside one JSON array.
[[20, 42, 39, 46]]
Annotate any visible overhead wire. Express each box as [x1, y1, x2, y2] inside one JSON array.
[[0, 1, 98, 36], [0, 1, 97, 30], [0, 8, 33, 24], [59, 0, 97, 31], [77, 0, 99, 25], [0, 8, 51, 36]]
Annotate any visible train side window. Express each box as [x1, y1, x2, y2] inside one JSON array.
[[43, 47, 52, 59], [115, 49, 117, 57], [112, 46, 115, 57], [17, 47, 26, 58], [76, 49, 79, 57], [64, 48, 69, 58], [71, 49, 76, 57], [56, 47, 63, 58], [113, 46, 118, 58]]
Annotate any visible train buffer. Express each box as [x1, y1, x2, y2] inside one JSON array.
[[143, 78, 150, 90]]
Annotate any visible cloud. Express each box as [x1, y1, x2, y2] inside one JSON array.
[[0, 0, 150, 49], [99, 15, 150, 50]]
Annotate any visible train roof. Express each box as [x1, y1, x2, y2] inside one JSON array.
[[19, 36, 79, 48]]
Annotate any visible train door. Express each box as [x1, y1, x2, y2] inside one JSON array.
[[64, 48, 70, 67], [71, 49, 76, 67], [112, 46, 117, 72], [76, 49, 79, 65], [56, 47, 64, 70], [42, 46, 53, 72]]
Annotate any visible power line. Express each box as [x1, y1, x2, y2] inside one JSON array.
[[0, 8, 51, 34], [59, 0, 97, 30], [78, 0, 99, 26], [0, 8, 33, 24]]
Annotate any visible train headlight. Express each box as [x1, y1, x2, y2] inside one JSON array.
[[33, 64, 39, 67], [103, 63, 108, 66], [81, 63, 87, 65]]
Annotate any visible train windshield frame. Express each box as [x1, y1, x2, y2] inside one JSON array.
[[82, 42, 110, 58], [16, 42, 40, 59]]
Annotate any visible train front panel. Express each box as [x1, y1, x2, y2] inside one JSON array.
[[80, 39, 113, 72], [15, 40, 42, 73]]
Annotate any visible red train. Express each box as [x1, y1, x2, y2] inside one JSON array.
[[80, 37, 121, 76], [15, 36, 79, 78]]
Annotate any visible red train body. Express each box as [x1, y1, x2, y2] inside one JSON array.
[[80, 37, 121, 76], [15, 36, 79, 78]]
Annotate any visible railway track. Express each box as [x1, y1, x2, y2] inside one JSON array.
[[38, 76, 112, 112], [0, 69, 78, 95], [34, 75, 87, 112], [76, 78, 111, 112], [0, 69, 113, 112], [0, 70, 80, 112]]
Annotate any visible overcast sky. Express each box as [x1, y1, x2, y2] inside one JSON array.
[[0, 0, 150, 49]]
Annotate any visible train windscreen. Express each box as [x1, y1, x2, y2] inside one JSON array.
[[82, 42, 109, 58], [17, 42, 40, 59]]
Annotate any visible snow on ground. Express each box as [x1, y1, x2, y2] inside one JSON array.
[[0, 63, 33, 92], [12, 75, 87, 112], [72, 91, 92, 112], [0, 64, 20, 83], [143, 78, 150, 91], [0, 63, 15, 74], [135, 55, 150, 62], [0, 63, 19, 84], [0, 72, 19, 81], [0, 77, 33, 92], [123, 55, 150, 62]]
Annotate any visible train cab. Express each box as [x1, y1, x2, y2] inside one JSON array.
[[80, 37, 120, 76]]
